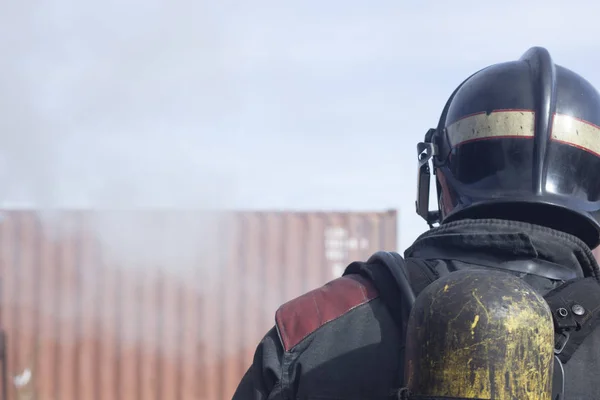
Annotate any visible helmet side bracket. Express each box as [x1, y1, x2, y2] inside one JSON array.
[[414, 70, 482, 228], [415, 129, 440, 227]]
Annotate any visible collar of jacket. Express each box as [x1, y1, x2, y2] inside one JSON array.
[[404, 218, 600, 281]]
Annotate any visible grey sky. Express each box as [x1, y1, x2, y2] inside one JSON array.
[[2, 1, 600, 250]]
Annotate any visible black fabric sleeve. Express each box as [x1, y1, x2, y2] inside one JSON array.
[[232, 326, 285, 400]]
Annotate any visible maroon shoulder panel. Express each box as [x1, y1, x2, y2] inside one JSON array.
[[275, 274, 379, 351]]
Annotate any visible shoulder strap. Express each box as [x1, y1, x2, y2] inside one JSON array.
[[544, 277, 600, 363], [541, 276, 600, 400], [343, 251, 437, 331]]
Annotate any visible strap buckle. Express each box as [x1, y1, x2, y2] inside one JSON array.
[[554, 331, 570, 355]]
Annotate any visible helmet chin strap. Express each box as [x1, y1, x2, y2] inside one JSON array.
[[415, 129, 440, 228]]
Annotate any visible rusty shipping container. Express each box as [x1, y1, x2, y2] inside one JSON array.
[[0, 209, 397, 400]]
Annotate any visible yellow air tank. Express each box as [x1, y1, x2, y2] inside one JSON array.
[[403, 269, 554, 400]]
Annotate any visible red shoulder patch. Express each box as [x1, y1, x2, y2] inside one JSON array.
[[275, 274, 379, 351]]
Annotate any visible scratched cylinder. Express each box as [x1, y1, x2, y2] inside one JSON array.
[[404, 268, 554, 400]]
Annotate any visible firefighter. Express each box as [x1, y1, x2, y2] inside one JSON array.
[[232, 47, 600, 399]]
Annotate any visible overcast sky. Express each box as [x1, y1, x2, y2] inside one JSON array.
[[2, 0, 600, 250]]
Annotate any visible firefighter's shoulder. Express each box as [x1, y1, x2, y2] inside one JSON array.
[[274, 274, 380, 351]]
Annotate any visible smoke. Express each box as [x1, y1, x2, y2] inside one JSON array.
[[0, 1, 263, 389], [0, 0, 240, 208]]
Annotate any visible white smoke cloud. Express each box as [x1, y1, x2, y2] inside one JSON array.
[[0, 0, 241, 209], [0, 4, 257, 394]]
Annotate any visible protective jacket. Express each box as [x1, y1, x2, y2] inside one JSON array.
[[232, 219, 600, 400]]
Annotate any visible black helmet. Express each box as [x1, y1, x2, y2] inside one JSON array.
[[416, 47, 600, 248]]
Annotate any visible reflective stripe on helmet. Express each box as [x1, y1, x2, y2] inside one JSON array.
[[447, 109, 600, 157]]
